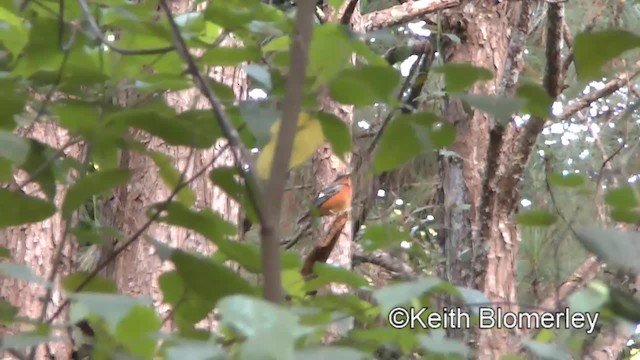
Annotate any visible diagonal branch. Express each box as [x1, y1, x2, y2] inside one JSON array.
[[362, 0, 460, 32]]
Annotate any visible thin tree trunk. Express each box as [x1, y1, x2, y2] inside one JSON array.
[[0, 123, 84, 358]]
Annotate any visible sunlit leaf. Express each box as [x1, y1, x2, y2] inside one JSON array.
[[516, 83, 553, 118], [62, 272, 118, 294], [256, 112, 325, 180], [547, 173, 586, 188], [604, 186, 639, 208], [149, 151, 196, 207]]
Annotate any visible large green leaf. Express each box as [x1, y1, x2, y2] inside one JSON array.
[[0, 130, 30, 164], [155, 201, 237, 244], [455, 94, 526, 123], [164, 339, 226, 360], [304, 263, 369, 293], [115, 306, 162, 358], [62, 169, 131, 219], [516, 83, 553, 118], [308, 24, 355, 87], [159, 270, 215, 327], [316, 112, 352, 160], [372, 277, 444, 314], [62, 272, 118, 294], [329, 65, 400, 107], [574, 30, 640, 81], [218, 295, 312, 360], [433, 64, 493, 92], [604, 186, 639, 208], [0, 263, 51, 287], [171, 250, 254, 304], [373, 112, 444, 173], [0, 189, 56, 228], [71, 293, 152, 332], [547, 173, 586, 188], [574, 227, 640, 274]]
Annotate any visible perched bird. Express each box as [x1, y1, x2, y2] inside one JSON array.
[[297, 172, 352, 224]]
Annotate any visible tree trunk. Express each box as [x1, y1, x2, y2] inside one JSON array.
[[439, 2, 522, 357], [0, 123, 84, 358]]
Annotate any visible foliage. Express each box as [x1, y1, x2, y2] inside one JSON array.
[[0, 0, 640, 359]]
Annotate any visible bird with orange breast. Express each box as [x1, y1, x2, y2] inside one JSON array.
[[297, 172, 352, 224]]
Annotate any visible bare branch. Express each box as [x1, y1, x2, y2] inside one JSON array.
[[558, 65, 640, 121], [362, 0, 460, 32], [352, 244, 417, 281], [339, 0, 359, 25]]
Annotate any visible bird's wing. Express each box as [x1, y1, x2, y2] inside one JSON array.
[[313, 183, 343, 208]]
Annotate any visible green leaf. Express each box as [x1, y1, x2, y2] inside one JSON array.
[[149, 151, 196, 207], [0, 189, 56, 229], [218, 295, 311, 360], [372, 277, 443, 314], [373, 112, 440, 173], [200, 46, 261, 66], [244, 64, 272, 89], [295, 347, 367, 360], [0, 299, 18, 323], [360, 224, 408, 252], [516, 210, 557, 227], [209, 166, 258, 223], [62, 169, 130, 219], [574, 227, 640, 274], [521, 340, 571, 360], [516, 83, 553, 118], [568, 282, 609, 313], [308, 24, 355, 86], [609, 207, 640, 225], [574, 30, 640, 81], [547, 173, 586, 188], [0, 130, 30, 164], [159, 271, 215, 327], [0, 246, 10, 259], [329, 65, 400, 107], [208, 239, 263, 273], [0, 329, 57, 350], [316, 112, 352, 160], [604, 186, 639, 208], [72, 293, 152, 332], [455, 287, 490, 315], [172, 250, 254, 304], [238, 99, 279, 148], [0, 263, 50, 286], [304, 263, 369, 292], [607, 287, 640, 322], [433, 64, 493, 92], [0, 79, 27, 130], [115, 306, 162, 358], [155, 201, 237, 244], [21, 140, 58, 200], [455, 94, 526, 123], [164, 339, 226, 360], [418, 330, 469, 357], [61, 272, 118, 294]]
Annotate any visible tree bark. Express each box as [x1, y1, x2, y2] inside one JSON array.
[[439, 2, 524, 357], [0, 123, 84, 358]]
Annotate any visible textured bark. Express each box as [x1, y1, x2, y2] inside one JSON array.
[[0, 123, 84, 358], [362, 0, 460, 32], [438, 2, 522, 357], [101, 0, 246, 332]]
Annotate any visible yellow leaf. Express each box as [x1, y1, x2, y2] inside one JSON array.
[[256, 112, 325, 179]]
